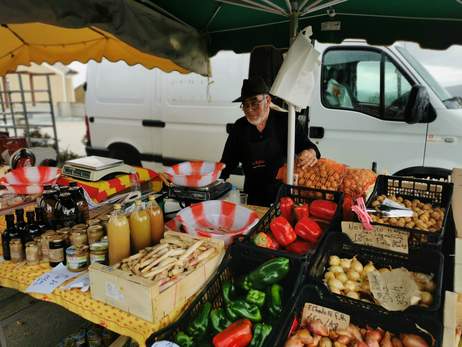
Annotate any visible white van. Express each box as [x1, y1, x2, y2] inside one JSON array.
[[85, 41, 462, 177]]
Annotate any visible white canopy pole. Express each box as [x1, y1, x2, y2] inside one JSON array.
[[286, 8, 299, 185]]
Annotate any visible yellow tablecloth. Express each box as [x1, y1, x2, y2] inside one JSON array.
[[0, 205, 268, 346]]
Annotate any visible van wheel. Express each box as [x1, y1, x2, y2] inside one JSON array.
[[393, 166, 451, 180], [108, 143, 142, 167]]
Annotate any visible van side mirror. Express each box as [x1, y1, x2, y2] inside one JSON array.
[[404, 85, 436, 124]]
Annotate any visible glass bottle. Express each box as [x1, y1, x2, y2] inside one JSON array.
[[15, 209, 28, 244], [25, 211, 40, 243], [107, 204, 130, 265], [35, 207, 48, 233], [2, 214, 17, 260], [39, 185, 58, 228], [55, 190, 78, 228], [129, 199, 151, 253], [146, 195, 164, 244], [69, 182, 89, 224]]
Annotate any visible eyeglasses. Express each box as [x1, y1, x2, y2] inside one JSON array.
[[240, 98, 265, 110]]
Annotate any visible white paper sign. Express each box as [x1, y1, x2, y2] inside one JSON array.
[[26, 263, 82, 294], [342, 222, 409, 254], [63, 272, 90, 292], [302, 303, 350, 331], [367, 268, 420, 311]]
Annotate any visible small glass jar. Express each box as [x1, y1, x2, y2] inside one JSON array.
[[9, 238, 24, 263], [33, 236, 42, 260], [41, 230, 56, 260], [72, 224, 88, 230], [87, 219, 100, 227], [70, 229, 88, 247], [99, 215, 110, 233], [87, 225, 104, 244], [66, 246, 89, 272], [89, 242, 108, 265], [49, 236, 65, 267], [57, 227, 72, 246], [25, 241, 40, 265]]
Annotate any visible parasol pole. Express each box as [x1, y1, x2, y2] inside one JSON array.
[[286, 4, 299, 185]]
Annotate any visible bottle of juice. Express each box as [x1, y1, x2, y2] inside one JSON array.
[[146, 195, 164, 244], [107, 204, 130, 265], [129, 199, 151, 253]]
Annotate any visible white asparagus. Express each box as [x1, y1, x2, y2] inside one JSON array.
[[158, 257, 177, 268], [139, 247, 170, 268], [141, 250, 176, 273], [145, 262, 176, 279], [177, 240, 203, 263]]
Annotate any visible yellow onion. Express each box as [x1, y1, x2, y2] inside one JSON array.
[[329, 265, 344, 274], [340, 258, 351, 270], [351, 256, 364, 273], [346, 291, 360, 299], [336, 272, 348, 284], [344, 280, 358, 292], [346, 270, 360, 281], [328, 278, 344, 291], [324, 271, 336, 281], [419, 291, 433, 306], [362, 261, 376, 277], [329, 255, 341, 266]]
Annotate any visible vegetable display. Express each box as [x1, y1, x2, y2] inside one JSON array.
[[253, 197, 337, 255], [369, 195, 445, 232], [286, 317, 431, 347], [323, 255, 435, 308], [173, 257, 290, 347]]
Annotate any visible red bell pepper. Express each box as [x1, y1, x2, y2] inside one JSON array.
[[294, 217, 322, 243], [279, 197, 294, 222], [270, 216, 297, 247], [310, 200, 337, 221], [293, 203, 309, 222], [285, 240, 312, 254], [213, 319, 253, 347], [253, 232, 279, 250]]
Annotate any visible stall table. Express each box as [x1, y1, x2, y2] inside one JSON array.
[[0, 205, 268, 346]]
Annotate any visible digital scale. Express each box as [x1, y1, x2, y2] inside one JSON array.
[[168, 180, 232, 201], [62, 156, 135, 181]]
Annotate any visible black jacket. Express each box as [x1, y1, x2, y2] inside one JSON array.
[[220, 109, 320, 206]]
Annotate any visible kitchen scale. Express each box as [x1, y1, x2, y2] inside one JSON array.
[[62, 156, 135, 181], [168, 180, 232, 201]]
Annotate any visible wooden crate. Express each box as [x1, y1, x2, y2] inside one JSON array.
[[89, 232, 225, 322]]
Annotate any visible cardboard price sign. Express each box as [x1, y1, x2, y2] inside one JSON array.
[[341, 222, 409, 254], [367, 268, 420, 311], [302, 303, 350, 331]]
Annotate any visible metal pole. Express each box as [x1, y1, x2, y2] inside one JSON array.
[[17, 73, 31, 145], [286, 4, 299, 185], [46, 75, 60, 156]]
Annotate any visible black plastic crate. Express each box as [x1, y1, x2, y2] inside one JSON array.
[[366, 175, 453, 248], [146, 243, 307, 346], [308, 232, 444, 313], [237, 184, 343, 260], [275, 284, 443, 347]]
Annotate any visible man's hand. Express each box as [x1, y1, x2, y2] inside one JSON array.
[[297, 149, 318, 169]]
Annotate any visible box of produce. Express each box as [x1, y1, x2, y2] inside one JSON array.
[[238, 184, 343, 260], [89, 231, 225, 322], [277, 285, 442, 347], [309, 232, 443, 313], [365, 175, 453, 248], [147, 244, 306, 347]]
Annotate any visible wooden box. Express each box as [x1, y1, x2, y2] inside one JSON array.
[[89, 232, 225, 322]]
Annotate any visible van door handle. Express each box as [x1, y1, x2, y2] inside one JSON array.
[[309, 126, 324, 139], [142, 120, 165, 128]]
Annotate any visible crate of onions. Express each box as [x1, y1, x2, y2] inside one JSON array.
[[308, 233, 443, 313], [277, 285, 442, 347]]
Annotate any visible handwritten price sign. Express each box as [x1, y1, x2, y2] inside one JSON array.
[[302, 303, 350, 331]]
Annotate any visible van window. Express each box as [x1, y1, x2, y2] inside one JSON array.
[[322, 48, 414, 121]]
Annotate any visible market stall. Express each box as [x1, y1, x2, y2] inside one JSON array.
[[0, 154, 456, 347]]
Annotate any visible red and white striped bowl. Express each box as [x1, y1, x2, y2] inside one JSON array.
[[0, 166, 61, 195], [169, 200, 259, 246], [164, 161, 225, 188]]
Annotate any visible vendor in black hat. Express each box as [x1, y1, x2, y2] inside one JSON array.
[[220, 76, 320, 207]]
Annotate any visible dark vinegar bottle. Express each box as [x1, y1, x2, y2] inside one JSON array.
[[2, 214, 18, 260]]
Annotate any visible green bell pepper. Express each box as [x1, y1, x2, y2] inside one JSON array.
[[186, 302, 212, 338], [226, 299, 262, 322], [249, 323, 273, 347], [241, 257, 289, 290], [267, 284, 283, 319], [175, 331, 194, 347], [245, 289, 266, 307], [210, 308, 232, 333], [222, 281, 236, 304]]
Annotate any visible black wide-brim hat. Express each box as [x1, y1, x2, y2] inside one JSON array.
[[233, 76, 270, 102]]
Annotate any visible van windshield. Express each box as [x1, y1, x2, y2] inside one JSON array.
[[396, 46, 462, 109]]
